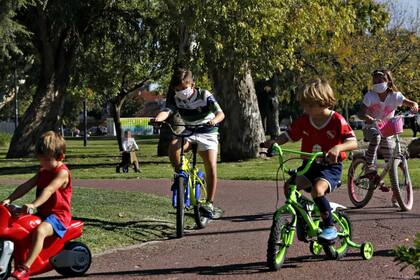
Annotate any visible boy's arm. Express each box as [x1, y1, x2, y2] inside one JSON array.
[[154, 111, 170, 122], [25, 169, 69, 210], [263, 133, 289, 148], [2, 174, 38, 204], [327, 139, 358, 163], [209, 111, 225, 126], [402, 99, 418, 112]]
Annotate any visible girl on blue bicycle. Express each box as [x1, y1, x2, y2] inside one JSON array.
[[153, 68, 225, 219], [264, 78, 357, 241]]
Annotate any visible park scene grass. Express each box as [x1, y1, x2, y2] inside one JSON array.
[[0, 130, 418, 254], [1, 129, 419, 184]]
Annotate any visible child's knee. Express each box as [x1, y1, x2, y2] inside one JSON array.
[[35, 223, 53, 238], [311, 181, 329, 197]]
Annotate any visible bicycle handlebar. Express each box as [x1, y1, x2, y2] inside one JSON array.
[[149, 120, 212, 138], [2, 203, 34, 215], [270, 143, 324, 177]]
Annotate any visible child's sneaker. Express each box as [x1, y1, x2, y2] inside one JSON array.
[[379, 182, 391, 192], [11, 264, 29, 280], [318, 226, 338, 241], [391, 193, 399, 208], [201, 201, 223, 219]]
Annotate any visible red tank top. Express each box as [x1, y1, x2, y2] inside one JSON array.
[[36, 163, 72, 226]]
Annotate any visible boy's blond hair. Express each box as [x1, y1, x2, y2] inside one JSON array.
[[35, 131, 66, 160], [298, 78, 336, 108]]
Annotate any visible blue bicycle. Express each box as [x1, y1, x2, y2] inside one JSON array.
[[152, 121, 210, 238]]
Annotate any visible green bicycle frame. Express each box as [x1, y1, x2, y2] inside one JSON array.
[[272, 143, 325, 238]]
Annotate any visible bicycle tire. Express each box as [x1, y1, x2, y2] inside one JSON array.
[[193, 181, 210, 229], [267, 209, 295, 271], [176, 176, 186, 238], [322, 211, 352, 260], [390, 158, 413, 211], [347, 157, 374, 208]]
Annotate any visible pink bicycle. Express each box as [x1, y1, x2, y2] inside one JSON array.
[[347, 115, 413, 211]]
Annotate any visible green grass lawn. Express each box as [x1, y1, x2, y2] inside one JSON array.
[[0, 129, 419, 187], [0, 185, 196, 253]]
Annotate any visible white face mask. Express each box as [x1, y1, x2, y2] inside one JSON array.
[[175, 87, 194, 100], [372, 82, 388, 93]]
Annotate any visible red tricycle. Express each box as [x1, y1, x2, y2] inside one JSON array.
[[0, 204, 91, 279]]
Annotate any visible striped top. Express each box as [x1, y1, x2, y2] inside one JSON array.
[[164, 88, 223, 133]]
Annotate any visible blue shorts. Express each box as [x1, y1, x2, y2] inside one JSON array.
[[44, 214, 68, 238], [298, 161, 342, 193]]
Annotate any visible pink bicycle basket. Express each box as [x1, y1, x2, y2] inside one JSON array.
[[376, 116, 403, 137]]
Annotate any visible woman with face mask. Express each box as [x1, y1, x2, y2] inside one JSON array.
[[153, 68, 225, 219], [358, 69, 418, 206]]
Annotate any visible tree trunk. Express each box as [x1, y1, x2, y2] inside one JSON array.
[[6, 5, 75, 158], [111, 102, 123, 151], [211, 67, 265, 162], [267, 73, 281, 138], [110, 80, 148, 151], [6, 76, 66, 158]]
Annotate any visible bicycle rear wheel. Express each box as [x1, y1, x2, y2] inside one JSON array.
[[176, 176, 186, 238], [322, 211, 352, 260], [347, 157, 374, 208], [390, 158, 413, 211]]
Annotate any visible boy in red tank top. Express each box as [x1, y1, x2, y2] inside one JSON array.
[[263, 78, 358, 241], [1, 131, 72, 280]]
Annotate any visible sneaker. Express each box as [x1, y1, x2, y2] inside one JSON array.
[[318, 226, 338, 241], [379, 182, 391, 193], [391, 193, 399, 208], [11, 264, 29, 280], [200, 202, 223, 219]]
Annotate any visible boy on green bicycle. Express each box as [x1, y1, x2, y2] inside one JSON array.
[[153, 68, 225, 219], [264, 78, 357, 241]]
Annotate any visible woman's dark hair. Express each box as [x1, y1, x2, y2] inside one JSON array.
[[372, 69, 399, 92], [169, 68, 193, 89]]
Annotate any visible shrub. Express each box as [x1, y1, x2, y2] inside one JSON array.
[[0, 133, 11, 147], [394, 233, 420, 276]]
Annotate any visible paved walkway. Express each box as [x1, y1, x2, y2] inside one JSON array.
[[1, 178, 419, 279]]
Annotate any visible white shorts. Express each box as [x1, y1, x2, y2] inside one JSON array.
[[186, 132, 219, 152]]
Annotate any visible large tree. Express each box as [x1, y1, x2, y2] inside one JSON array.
[[190, 0, 361, 161], [70, 1, 170, 150], [5, 0, 163, 157]]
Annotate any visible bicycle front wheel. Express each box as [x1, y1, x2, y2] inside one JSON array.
[[193, 181, 210, 229], [390, 158, 413, 211], [176, 176, 186, 238], [267, 208, 296, 271], [347, 157, 374, 208]]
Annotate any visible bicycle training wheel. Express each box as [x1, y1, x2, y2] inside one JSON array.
[[322, 211, 352, 260], [390, 158, 413, 211], [267, 209, 295, 271], [176, 176, 186, 238], [347, 157, 374, 208], [193, 181, 210, 229]]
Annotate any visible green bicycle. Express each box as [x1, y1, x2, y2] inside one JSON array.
[[266, 143, 374, 270], [154, 121, 210, 238]]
